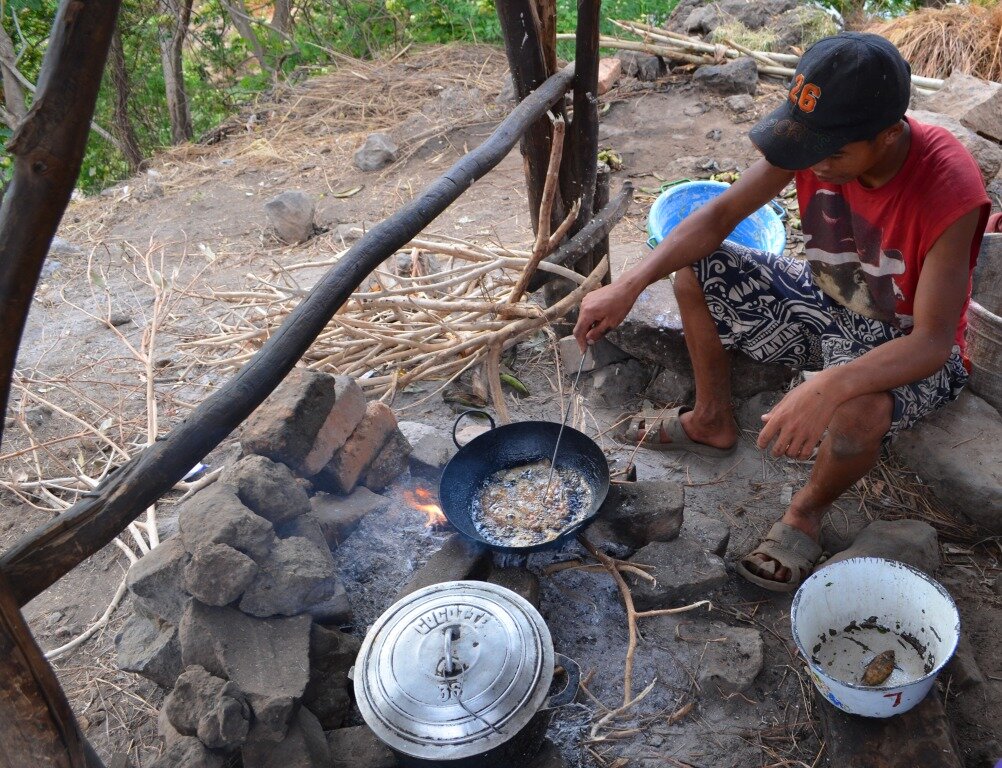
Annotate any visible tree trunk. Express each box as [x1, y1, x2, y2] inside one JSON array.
[[158, 0, 194, 144], [0, 66, 576, 607], [271, 0, 292, 35], [108, 31, 143, 173], [495, 0, 565, 236], [0, 24, 26, 124], [0, 574, 104, 768], [221, 0, 273, 74]]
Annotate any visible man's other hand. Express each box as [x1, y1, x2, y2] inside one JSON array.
[[573, 282, 638, 352]]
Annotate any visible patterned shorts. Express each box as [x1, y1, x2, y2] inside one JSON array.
[[690, 242, 969, 440]]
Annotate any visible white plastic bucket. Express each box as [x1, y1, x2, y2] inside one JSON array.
[[790, 557, 960, 718]]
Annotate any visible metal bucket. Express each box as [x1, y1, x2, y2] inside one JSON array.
[[790, 557, 960, 718]]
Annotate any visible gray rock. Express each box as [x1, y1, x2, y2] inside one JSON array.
[[694, 57, 758, 96], [944, 635, 985, 692], [148, 735, 226, 768], [183, 543, 259, 607], [397, 533, 491, 599], [362, 428, 412, 491], [423, 85, 484, 119], [892, 391, 1002, 534], [680, 509, 731, 557], [48, 236, 83, 258], [725, 94, 754, 114], [239, 536, 340, 617], [302, 624, 361, 729], [327, 726, 397, 768], [40, 259, 61, 279], [921, 71, 1002, 143], [116, 615, 182, 689], [353, 132, 398, 172], [584, 358, 653, 407], [737, 390, 784, 432], [495, 77, 517, 104], [305, 579, 352, 625], [178, 483, 276, 560], [627, 537, 728, 609], [221, 454, 310, 525], [158, 705, 185, 749], [907, 109, 1002, 183], [401, 424, 456, 481], [620, 51, 666, 81], [694, 622, 765, 695], [276, 513, 329, 554], [484, 566, 542, 609], [772, 6, 840, 50], [718, 0, 799, 29], [598, 481, 685, 548], [178, 602, 311, 743], [165, 665, 250, 750], [241, 370, 367, 477], [310, 487, 391, 547], [126, 536, 191, 625], [242, 708, 331, 768], [264, 190, 315, 245], [822, 520, 940, 575], [611, 279, 792, 402], [558, 335, 630, 374], [684, 5, 718, 34]]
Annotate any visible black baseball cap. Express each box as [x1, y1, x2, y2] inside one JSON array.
[[749, 32, 911, 170]]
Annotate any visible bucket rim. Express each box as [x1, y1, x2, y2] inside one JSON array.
[[790, 556, 961, 693]]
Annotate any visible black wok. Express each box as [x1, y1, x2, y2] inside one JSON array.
[[439, 410, 610, 554]]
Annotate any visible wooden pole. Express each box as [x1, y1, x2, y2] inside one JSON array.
[[0, 0, 124, 454], [0, 66, 576, 608], [0, 573, 105, 768], [495, 0, 565, 235], [569, 0, 601, 234]]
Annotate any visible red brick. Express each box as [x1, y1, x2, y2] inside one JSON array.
[[598, 57, 622, 95], [314, 402, 397, 494]]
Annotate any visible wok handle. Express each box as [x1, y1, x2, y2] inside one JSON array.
[[543, 653, 581, 709], [451, 409, 496, 448]]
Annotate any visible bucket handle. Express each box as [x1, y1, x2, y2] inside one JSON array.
[[768, 199, 788, 221], [451, 409, 496, 448], [543, 653, 581, 709]]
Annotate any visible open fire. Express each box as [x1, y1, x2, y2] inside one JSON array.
[[403, 484, 448, 528]]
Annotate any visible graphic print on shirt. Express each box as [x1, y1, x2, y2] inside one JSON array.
[[801, 189, 906, 326]]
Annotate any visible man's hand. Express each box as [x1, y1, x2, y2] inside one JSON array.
[[757, 377, 841, 460], [573, 282, 639, 351]]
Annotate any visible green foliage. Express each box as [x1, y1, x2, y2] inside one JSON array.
[[0, 0, 685, 194]]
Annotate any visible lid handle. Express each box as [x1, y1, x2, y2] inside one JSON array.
[[542, 653, 580, 710]]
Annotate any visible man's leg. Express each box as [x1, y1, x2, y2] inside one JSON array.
[[669, 266, 738, 450], [743, 391, 893, 584]]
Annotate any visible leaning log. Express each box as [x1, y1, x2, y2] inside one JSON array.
[[528, 180, 633, 292], [0, 573, 104, 768], [0, 65, 576, 607], [495, 0, 565, 235], [0, 0, 124, 452], [816, 690, 963, 768]]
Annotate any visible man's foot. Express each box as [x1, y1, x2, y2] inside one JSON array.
[[618, 406, 738, 457], [737, 516, 822, 593]]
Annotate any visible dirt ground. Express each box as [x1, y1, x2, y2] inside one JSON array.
[[1, 43, 1000, 767]]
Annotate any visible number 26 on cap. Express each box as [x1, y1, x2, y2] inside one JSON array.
[[789, 74, 821, 113]]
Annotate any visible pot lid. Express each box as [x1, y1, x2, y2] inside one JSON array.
[[354, 580, 554, 760]]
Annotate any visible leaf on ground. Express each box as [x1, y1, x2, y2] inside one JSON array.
[[332, 185, 364, 198], [500, 372, 529, 395]]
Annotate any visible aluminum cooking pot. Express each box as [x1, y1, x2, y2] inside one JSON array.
[[439, 410, 610, 553], [352, 581, 580, 768]]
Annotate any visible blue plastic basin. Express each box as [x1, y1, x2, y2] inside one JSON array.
[[647, 180, 787, 256]]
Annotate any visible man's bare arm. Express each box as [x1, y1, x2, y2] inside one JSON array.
[[574, 159, 794, 347], [757, 207, 982, 458]]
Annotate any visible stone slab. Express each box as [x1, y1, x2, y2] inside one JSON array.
[[302, 623, 361, 729], [220, 455, 309, 525], [116, 614, 182, 689], [178, 484, 275, 561], [908, 109, 1002, 183], [242, 708, 330, 768], [679, 509, 731, 557], [597, 480, 685, 548], [183, 542, 258, 607], [362, 428, 411, 491], [310, 487, 391, 547], [892, 391, 1002, 534], [627, 536, 728, 609], [920, 71, 1002, 143], [693, 622, 765, 696], [396, 533, 491, 599], [239, 536, 340, 618], [327, 726, 397, 768], [126, 536, 191, 625], [822, 520, 940, 575], [315, 401, 398, 494]]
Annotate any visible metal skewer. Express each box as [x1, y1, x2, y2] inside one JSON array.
[[544, 346, 590, 502]]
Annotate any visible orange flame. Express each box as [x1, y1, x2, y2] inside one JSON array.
[[403, 485, 447, 528]]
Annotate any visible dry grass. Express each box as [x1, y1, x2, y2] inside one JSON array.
[[869, 3, 1002, 81]]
